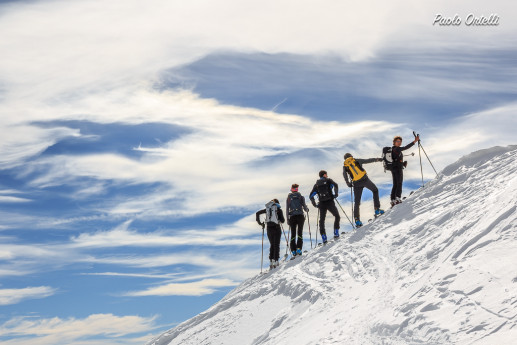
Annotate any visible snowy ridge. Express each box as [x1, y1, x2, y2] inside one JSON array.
[[147, 145, 517, 345]]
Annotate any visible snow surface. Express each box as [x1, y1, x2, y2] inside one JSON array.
[[147, 145, 517, 345]]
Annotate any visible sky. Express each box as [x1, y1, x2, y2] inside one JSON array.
[[0, 0, 516, 344]]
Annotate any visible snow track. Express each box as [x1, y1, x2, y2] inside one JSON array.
[[147, 145, 517, 345]]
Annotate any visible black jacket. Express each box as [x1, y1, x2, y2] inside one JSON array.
[[309, 177, 338, 203], [392, 142, 415, 168]]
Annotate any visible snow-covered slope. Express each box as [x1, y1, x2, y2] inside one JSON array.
[[147, 145, 517, 345]]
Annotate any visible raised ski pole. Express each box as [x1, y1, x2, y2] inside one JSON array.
[[413, 131, 439, 178], [306, 211, 313, 249], [420, 143, 439, 177], [260, 223, 265, 274], [335, 199, 355, 230], [414, 131, 424, 188]]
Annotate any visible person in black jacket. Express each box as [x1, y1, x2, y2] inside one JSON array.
[[286, 183, 309, 256], [309, 170, 340, 243], [343, 153, 384, 227], [391, 135, 419, 206], [256, 199, 285, 269]]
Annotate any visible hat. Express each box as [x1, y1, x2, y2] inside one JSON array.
[[344, 153, 352, 160], [319, 170, 327, 178]]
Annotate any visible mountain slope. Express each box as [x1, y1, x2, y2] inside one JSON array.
[[147, 145, 517, 345]]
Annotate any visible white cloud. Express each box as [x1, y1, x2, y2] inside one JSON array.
[[0, 286, 56, 305], [0, 195, 31, 203], [14, 88, 401, 218], [124, 278, 238, 297], [0, 314, 158, 345], [1, 0, 515, 95]]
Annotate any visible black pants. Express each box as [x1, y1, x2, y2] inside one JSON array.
[[318, 200, 340, 235], [353, 176, 380, 220], [391, 167, 404, 200], [289, 214, 305, 251], [266, 223, 282, 261]]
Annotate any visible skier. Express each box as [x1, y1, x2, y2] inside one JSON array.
[[256, 199, 285, 269], [391, 134, 419, 206], [309, 170, 340, 243], [286, 183, 309, 257], [343, 153, 385, 228]]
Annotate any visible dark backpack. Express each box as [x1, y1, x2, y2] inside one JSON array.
[[288, 192, 303, 216], [316, 178, 333, 202], [382, 146, 393, 172]]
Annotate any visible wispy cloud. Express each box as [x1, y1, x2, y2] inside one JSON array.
[[124, 278, 238, 297], [0, 314, 158, 345], [0, 286, 56, 305]]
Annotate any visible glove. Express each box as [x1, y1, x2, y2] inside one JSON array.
[[286, 218, 290, 226], [346, 182, 352, 188], [403, 161, 408, 168], [311, 200, 317, 208], [334, 194, 338, 199]]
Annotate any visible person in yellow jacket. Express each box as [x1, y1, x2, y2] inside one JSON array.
[[343, 153, 384, 227]]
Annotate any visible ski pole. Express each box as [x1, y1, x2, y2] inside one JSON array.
[[315, 208, 319, 246], [335, 199, 355, 230], [287, 222, 292, 254], [413, 131, 439, 177], [280, 223, 289, 259], [419, 142, 439, 177], [350, 187, 354, 222], [260, 223, 265, 274], [414, 131, 424, 188], [306, 211, 313, 249]]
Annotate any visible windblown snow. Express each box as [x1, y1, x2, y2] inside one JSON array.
[[147, 145, 517, 345]]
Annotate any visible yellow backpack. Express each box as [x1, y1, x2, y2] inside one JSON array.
[[344, 157, 366, 181]]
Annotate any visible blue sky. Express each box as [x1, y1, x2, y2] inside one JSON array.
[[0, 1, 516, 344]]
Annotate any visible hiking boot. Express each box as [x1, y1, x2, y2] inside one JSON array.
[[390, 200, 396, 207], [396, 197, 402, 204], [274, 260, 279, 267], [321, 234, 328, 244], [270, 260, 275, 269], [375, 208, 385, 216], [334, 229, 340, 238], [296, 249, 302, 256]]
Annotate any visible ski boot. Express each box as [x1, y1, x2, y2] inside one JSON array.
[[291, 250, 297, 257], [396, 197, 402, 204], [375, 208, 385, 217], [334, 229, 340, 239], [270, 260, 275, 270], [321, 234, 328, 244], [296, 248, 302, 256], [355, 218, 363, 228], [274, 260, 279, 268]]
